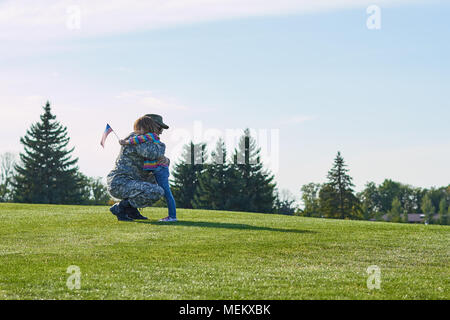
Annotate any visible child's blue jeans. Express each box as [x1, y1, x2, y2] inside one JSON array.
[[151, 166, 176, 219]]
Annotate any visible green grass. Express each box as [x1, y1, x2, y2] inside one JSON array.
[[0, 203, 448, 300]]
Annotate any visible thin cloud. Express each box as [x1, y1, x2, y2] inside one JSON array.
[[0, 0, 421, 42]]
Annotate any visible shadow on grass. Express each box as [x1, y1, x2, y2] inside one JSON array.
[[134, 220, 315, 234]]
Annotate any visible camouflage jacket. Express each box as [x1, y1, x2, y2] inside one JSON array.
[[107, 132, 166, 183]]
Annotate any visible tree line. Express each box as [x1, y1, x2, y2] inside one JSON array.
[[300, 152, 449, 225], [2, 101, 448, 225], [1, 102, 291, 213]]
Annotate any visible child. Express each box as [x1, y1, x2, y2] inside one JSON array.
[[119, 117, 177, 222]]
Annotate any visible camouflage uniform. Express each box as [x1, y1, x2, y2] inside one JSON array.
[[107, 133, 166, 208]]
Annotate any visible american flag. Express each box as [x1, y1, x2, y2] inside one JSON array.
[[100, 124, 113, 148]]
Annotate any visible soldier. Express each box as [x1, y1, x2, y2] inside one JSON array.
[[119, 116, 177, 222], [107, 115, 169, 221]]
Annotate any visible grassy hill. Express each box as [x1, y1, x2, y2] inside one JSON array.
[[0, 203, 448, 300]]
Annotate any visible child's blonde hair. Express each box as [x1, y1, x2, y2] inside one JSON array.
[[134, 116, 160, 134]]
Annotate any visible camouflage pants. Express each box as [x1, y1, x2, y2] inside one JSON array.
[[107, 175, 164, 208]]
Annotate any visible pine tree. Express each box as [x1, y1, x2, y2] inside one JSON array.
[[228, 129, 276, 213], [322, 151, 358, 219], [171, 141, 207, 209], [13, 101, 84, 204], [192, 139, 231, 210]]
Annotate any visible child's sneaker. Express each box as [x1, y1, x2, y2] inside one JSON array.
[[159, 216, 177, 222]]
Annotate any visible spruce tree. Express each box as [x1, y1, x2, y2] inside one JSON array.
[[192, 139, 230, 210], [323, 151, 358, 219], [171, 141, 207, 209], [228, 129, 276, 213], [318, 183, 339, 218], [13, 101, 83, 204]]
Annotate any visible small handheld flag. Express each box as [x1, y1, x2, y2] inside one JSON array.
[[100, 124, 119, 148]]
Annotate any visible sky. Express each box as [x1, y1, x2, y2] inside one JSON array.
[[1, 0, 449, 203]]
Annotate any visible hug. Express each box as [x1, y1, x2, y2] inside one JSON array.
[[107, 114, 177, 222]]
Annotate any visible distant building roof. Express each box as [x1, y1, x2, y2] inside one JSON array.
[[407, 214, 424, 223], [378, 213, 439, 223]]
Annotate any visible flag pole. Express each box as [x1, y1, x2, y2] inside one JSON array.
[[111, 129, 121, 141]]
